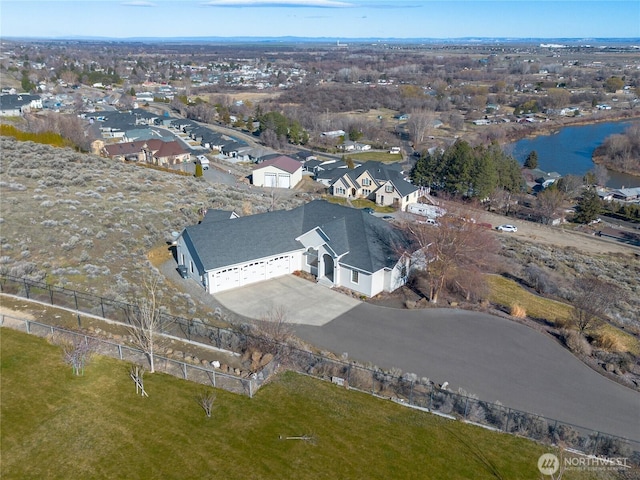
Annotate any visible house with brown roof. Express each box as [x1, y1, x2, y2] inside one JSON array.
[[102, 139, 190, 166], [252, 155, 303, 188]]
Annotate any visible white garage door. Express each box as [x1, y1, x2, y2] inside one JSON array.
[[267, 255, 290, 279], [264, 173, 277, 187], [215, 267, 240, 292], [278, 173, 291, 188], [242, 261, 266, 284]]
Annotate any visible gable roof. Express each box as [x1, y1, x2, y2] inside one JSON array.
[[384, 178, 419, 197], [254, 155, 302, 174], [155, 140, 188, 158], [181, 200, 408, 274], [0, 94, 41, 109]]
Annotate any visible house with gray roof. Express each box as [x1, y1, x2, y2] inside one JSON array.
[[176, 200, 413, 297], [330, 161, 419, 211], [0, 94, 42, 116]]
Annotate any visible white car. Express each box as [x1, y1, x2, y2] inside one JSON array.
[[496, 224, 517, 232]]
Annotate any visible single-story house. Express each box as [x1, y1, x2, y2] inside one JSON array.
[[612, 187, 640, 202], [176, 200, 413, 297], [321, 129, 346, 138], [330, 161, 419, 211], [0, 94, 43, 116], [252, 155, 303, 189], [102, 138, 189, 165], [338, 141, 371, 152]]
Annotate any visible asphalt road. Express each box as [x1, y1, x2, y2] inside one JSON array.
[[293, 304, 640, 442]]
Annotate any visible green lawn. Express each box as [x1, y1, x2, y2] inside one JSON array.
[[0, 328, 591, 480], [349, 151, 402, 163]]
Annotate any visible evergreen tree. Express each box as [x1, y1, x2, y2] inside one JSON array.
[[471, 150, 499, 198], [574, 188, 601, 224], [524, 150, 539, 169]]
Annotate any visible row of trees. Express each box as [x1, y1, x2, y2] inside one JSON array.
[[410, 140, 524, 198]]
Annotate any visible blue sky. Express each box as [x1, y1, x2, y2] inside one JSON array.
[[1, 0, 639, 39]]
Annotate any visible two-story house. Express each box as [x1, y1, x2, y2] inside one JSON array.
[[330, 162, 419, 211]]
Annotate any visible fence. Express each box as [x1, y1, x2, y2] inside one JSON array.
[[0, 274, 249, 353], [1, 314, 256, 397], [286, 346, 640, 463], [1, 274, 638, 463]]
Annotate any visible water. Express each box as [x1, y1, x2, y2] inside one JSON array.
[[509, 120, 640, 188]]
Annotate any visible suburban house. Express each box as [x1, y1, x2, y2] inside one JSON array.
[[321, 129, 346, 138], [611, 187, 640, 202], [252, 155, 303, 188], [338, 140, 371, 152], [102, 138, 190, 165], [0, 94, 42, 116], [176, 200, 413, 297], [330, 161, 420, 211]]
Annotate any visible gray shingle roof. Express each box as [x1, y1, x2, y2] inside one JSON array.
[[182, 200, 407, 274]]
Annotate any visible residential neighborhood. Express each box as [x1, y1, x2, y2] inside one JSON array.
[[1, 26, 640, 480]]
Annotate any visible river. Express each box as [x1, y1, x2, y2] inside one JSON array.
[[509, 119, 640, 188]]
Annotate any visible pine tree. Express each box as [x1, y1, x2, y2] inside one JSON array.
[[574, 188, 601, 224], [524, 150, 538, 169]]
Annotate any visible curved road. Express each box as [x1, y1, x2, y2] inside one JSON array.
[[293, 304, 640, 442]]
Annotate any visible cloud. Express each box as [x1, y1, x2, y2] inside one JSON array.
[[121, 1, 157, 6], [202, 0, 353, 7]]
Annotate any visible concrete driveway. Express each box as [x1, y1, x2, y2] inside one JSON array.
[[214, 275, 360, 326]]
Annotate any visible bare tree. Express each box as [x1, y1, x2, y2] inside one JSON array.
[[196, 390, 216, 418], [570, 276, 620, 334], [63, 336, 95, 376], [534, 188, 565, 225], [406, 112, 433, 146], [249, 305, 295, 359], [403, 214, 498, 303], [128, 271, 164, 373]]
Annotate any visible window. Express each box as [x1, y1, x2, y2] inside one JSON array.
[[362, 189, 370, 195], [362, 178, 371, 186], [190, 261, 194, 273], [385, 184, 394, 193], [351, 270, 359, 284], [335, 186, 345, 195]]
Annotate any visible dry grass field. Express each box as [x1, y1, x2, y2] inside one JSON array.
[[0, 137, 304, 314]]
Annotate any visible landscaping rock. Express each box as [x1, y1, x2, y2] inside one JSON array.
[[260, 353, 274, 367]]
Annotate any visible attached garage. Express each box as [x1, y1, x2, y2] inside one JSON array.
[[215, 267, 240, 291], [242, 261, 266, 284], [209, 254, 297, 293]]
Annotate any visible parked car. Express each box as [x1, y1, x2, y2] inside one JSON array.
[[363, 207, 375, 215], [496, 224, 517, 232], [418, 218, 439, 226]]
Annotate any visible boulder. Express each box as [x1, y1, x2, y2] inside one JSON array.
[[260, 353, 275, 367]]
